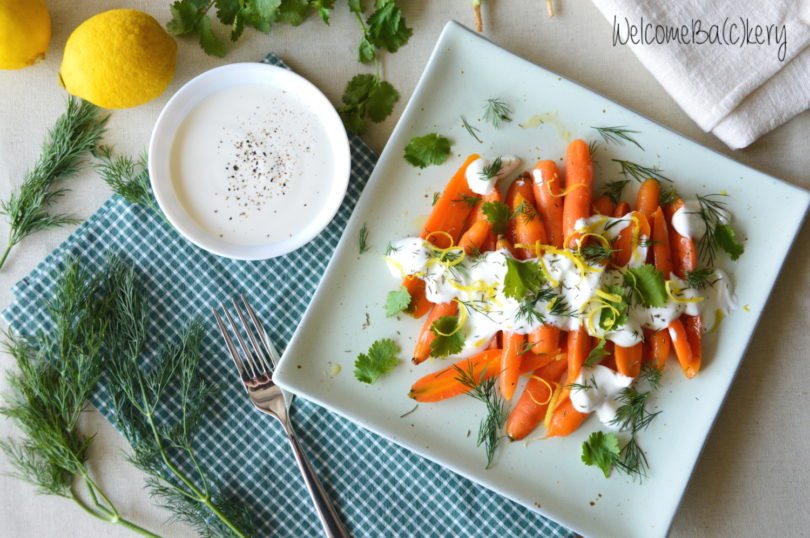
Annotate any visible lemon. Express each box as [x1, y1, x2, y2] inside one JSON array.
[[0, 0, 51, 70], [59, 9, 177, 109]]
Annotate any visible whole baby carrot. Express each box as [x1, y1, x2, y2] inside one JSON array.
[[593, 194, 615, 216], [421, 154, 481, 248], [635, 178, 660, 218], [545, 398, 589, 438], [505, 357, 568, 440], [500, 332, 526, 401], [412, 301, 459, 364], [562, 140, 594, 249]]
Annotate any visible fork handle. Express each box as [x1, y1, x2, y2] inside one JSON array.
[[284, 424, 351, 538]]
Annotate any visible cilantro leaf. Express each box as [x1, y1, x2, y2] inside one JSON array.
[[167, 0, 203, 34], [312, 0, 335, 24], [358, 36, 376, 63], [385, 286, 411, 317], [197, 15, 226, 57], [348, 0, 365, 13], [429, 316, 465, 357], [581, 431, 620, 477], [624, 265, 667, 308], [584, 338, 609, 367], [354, 338, 400, 384], [338, 74, 399, 134], [715, 224, 744, 260], [215, 0, 241, 24], [599, 285, 629, 332], [503, 258, 545, 300], [276, 0, 310, 25], [365, 0, 413, 54], [481, 201, 510, 235], [403, 134, 452, 168]]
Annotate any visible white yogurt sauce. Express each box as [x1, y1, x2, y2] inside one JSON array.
[[170, 85, 332, 245], [464, 155, 521, 195], [569, 365, 634, 428], [671, 199, 731, 240], [385, 219, 730, 358]]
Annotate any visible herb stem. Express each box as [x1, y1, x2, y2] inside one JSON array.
[[71, 486, 162, 537], [0, 242, 12, 270]]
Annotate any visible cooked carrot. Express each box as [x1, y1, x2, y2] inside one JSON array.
[[409, 349, 501, 402], [532, 160, 565, 248], [505, 357, 568, 440], [664, 198, 697, 278], [412, 302, 459, 364], [510, 192, 547, 260], [612, 211, 650, 267], [421, 154, 481, 248], [651, 207, 673, 276], [684, 314, 703, 375], [593, 194, 615, 216], [458, 219, 491, 254], [465, 189, 501, 232], [505, 172, 536, 208], [562, 139, 594, 248], [409, 348, 550, 403], [528, 325, 560, 356], [565, 325, 591, 386], [669, 318, 697, 378], [613, 201, 630, 218], [482, 231, 497, 252], [403, 277, 431, 318], [615, 341, 642, 377], [635, 178, 660, 218], [500, 332, 525, 400], [496, 235, 517, 256], [545, 398, 589, 438]]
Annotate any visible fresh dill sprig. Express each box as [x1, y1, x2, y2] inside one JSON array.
[[0, 258, 159, 536], [659, 186, 679, 206], [638, 362, 663, 391], [384, 241, 400, 256], [480, 156, 503, 181], [358, 223, 370, 254], [615, 437, 649, 480], [515, 300, 545, 325], [461, 115, 483, 143], [453, 364, 507, 469], [581, 244, 619, 265], [601, 179, 630, 205], [588, 139, 600, 157], [518, 341, 536, 356], [432, 192, 440, 206], [453, 194, 482, 208], [694, 194, 741, 266], [94, 147, 171, 226], [592, 126, 644, 150], [0, 97, 108, 270], [482, 98, 512, 128], [612, 159, 671, 183], [548, 295, 577, 318], [608, 374, 662, 480], [684, 268, 716, 289], [511, 199, 537, 223], [106, 263, 256, 538]]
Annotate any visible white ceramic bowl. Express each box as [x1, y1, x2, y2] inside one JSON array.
[[149, 63, 350, 260]]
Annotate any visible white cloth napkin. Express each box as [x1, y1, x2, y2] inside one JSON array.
[[591, 0, 810, 149]]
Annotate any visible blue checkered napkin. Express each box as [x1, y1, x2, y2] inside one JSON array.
[[2, 54, 574, 538]]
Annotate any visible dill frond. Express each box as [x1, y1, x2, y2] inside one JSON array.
[[592, 126, 644, 150]]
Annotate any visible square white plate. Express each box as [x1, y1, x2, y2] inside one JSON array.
[[275, 21, 809, 537]]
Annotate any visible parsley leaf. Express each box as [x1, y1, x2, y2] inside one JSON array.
[[584, 338, 610, 367], [338, 74, 399, 135], [354, 338, 400, 384], [581, 431, 620, 478], [599, 285, 629, 332], [503, 258, 544, 300], [365, 0, 413, 54], [429, 316, 465, 357], [715, 224, 744, 260], [481, 200, 510, 235], [385, 286, 411, 317], [403, 134, 452, 168], [624, 265, 667, 308]]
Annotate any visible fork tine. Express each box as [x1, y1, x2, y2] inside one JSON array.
[[222, 304, 261, 378], [214, 308, 248, 380], [232, 297, 273, 374], [241, 294, 282, 368]]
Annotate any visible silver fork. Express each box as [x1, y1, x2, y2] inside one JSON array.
[[214, 295, 350, 538]]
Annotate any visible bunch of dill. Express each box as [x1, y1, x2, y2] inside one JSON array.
[[0, 97, 107, 270]]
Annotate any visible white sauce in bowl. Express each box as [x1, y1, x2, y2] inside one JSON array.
[[169, 85, 333, 246]]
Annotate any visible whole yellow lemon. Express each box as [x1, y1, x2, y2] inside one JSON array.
[[0, 0, 51, 70], [59, 9, 177, 109]]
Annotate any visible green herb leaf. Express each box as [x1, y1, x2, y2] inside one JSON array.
[[354, 338, 400, 383], [591, 126, 644, 150], [461, 115, 483, 143], [348, 0, 364, 12], [598, 285, 629, 332], [584, 338, 610, 367], [482, 98, 512, 128], [429, 316, 465, 357], [481, 200, 510, 235], [365, 0, 413, 54], [601, 179, 630, 205], [503, 258, 544, 300], [581, 431, 620, 478], [197, 15, 226, 57], [715, 224, 744, 260], [403, 133, 452, 168], [167, 0, 204, 34], [385, 286, 411, 316], [338, 74, 400, 134], [612, 159, 671, 183], [358, 222, 370, 253], [453, 363, 507, 468], [624, 265, 667, 308]]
